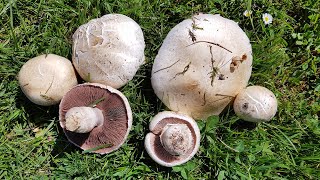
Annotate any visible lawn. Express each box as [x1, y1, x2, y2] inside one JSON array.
[[0, 0, 319, 179]]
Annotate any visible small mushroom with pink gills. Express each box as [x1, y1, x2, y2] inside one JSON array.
[[59, 83, 132, 154], [18, 54, 78, 106], [233, 86, 277, 122], [144, 111, 200, 167]]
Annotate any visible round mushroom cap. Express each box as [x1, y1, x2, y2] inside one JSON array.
[[72, 14, 145, 89], [18, 54, 78, 106], [233, 86, 277, 122], [145, 111, 200, 167], [151, 14, 252, 120], [59, 83, 132, 154]]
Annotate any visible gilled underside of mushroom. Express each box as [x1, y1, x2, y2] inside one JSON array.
[[148, 117, 197, 162], [59, 84, 131, 154]]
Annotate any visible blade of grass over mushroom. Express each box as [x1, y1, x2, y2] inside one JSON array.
[[82, 143, 114, 154], [87, 97, 106, 108], [186, 41, 232, 53]]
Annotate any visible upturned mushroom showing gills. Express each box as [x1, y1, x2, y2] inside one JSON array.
[[72, 14, 145, 89], [151, 14, 252, 120], [18, 54, 78, 106], [145, 111, 200, 167], [233, 86, 278, 122], [59, 83, 132, 154]]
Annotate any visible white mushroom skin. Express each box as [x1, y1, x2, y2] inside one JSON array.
[[160, 124, 193, 156], [18, 54, 78, 106], [233, 86, 278, 122], [72, 14, 145, 89], [65, 107, 104, 133], [151, 14, 252, 120]]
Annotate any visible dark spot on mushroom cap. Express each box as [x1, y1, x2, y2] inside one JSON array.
[[60, 84, 129, 154], [242, 102, 249, 110], [149, 117, 197, 163], [242, 54, 247, 60]]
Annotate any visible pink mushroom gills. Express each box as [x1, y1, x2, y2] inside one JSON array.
[[151, 13, 252, 120], [59, 83, 132, 154], [144, 111, 201, 167], [233, 86, 278, 122], [18, 54, 78, 106], [72, 14, 145, 89]]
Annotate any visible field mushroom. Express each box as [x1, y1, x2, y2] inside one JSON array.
[[145, 111, 200, 167], [233, 86, 277, 122], [18, 54, 78, 106], [59, 83, 132, 154], [151, 13, 252, 120], [72, 14, 145, 89]]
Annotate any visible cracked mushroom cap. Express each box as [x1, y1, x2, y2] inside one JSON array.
[[59, 83, 132, 154], [145, 111, 200, 167], [18, 54, 78, 106], [233, 86, 277, 122], [72, 14, 145, 89], [151, 14, 252, 120]]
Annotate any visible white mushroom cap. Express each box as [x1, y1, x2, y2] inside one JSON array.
[[233, 86, 278, 122], [72, 14, 145, 89], [18, 54, 78, 106], [151, 14, 252, 120], [145, 111, 200, 167]]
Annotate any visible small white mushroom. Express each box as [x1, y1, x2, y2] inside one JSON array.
[[145, 111, 200, 167], [151, 13, 252, 120], [233, 86, 278, 122], [72, 14, 145, 89], [18, 54, 78, 106]]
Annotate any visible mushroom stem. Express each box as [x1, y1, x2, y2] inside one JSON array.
[[65, 106, 104, 133], [160, 124, 193, 156]]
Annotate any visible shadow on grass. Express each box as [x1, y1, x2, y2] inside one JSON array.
[[230, 120, 257, 131]]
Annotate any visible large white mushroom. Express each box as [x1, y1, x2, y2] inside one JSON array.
[[18, 54, 78, 106], [151, 13, 252, 120], [72, 14, 145, 89]]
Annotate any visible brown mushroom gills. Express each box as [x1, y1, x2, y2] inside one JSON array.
[[149, 117, 197, 163], [60, 84, 129, 154]]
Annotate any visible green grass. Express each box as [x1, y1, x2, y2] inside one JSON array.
[[1, 0, 319, 179]]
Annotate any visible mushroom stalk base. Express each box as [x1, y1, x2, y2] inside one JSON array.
[[65, 106, 104, 133], [160, 124, 193, 156]]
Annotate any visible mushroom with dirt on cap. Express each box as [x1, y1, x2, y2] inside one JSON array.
[[144, 111, 200, 167], [59, 83, 132, 154], [233, 85, 277, 122], [151, 13, 252, 120], [72, 13, 145, 89], [18, 54, 78, 106]]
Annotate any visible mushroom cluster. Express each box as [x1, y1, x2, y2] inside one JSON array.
[[146, 13, 278, 167], [58, 13, 145, 153], [17, 12, 278, 168], [18, 14, 145, 155]]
